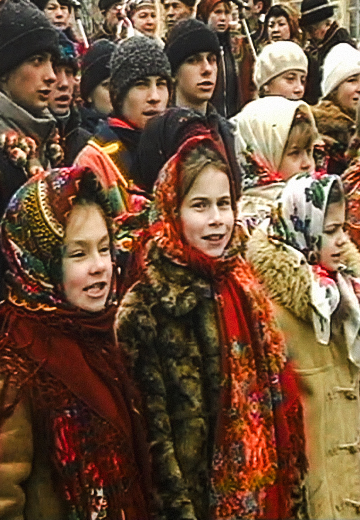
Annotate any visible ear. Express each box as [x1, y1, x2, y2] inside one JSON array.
[[254, 0, 263, 14]]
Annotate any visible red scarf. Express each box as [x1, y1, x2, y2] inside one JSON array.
[[0, 301, 151, 520]]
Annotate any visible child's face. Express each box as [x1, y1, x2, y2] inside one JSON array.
[[180, 164, 234, 257], [266, 69, 306, 100], [62, 204, 113, 312], [278, 125, 315, 180], [319, 201, 346, 272], [336, 74, 360, 113]]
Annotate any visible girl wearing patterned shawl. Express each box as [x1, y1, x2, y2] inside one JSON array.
[[116, 135, 308, 520], [0, 167, 150, 519], [247, 172, 360, 519]]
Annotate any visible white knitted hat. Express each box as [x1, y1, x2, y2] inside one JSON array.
[[254, 41, 308, 89], [321, 43, 360, 98]]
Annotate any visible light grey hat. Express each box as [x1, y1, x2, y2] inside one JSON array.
[[254, 41, 308, 89], [321, 43, 360, 97]]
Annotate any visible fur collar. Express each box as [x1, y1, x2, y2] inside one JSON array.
[[246, 226, 360, 322], [312, 99, 355, 147], [143, 241, 212, 317]]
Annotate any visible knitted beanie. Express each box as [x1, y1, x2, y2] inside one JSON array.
[[31, 0, 73, 10], [110, 36, 171, 103], [99, 0, 123, 12], [0, 0, 60, 77], [56, 30, 78, 72], [321, 43, 360, 97], [81, 39, 116, 101], [254, 41, 308, 89], [300, 0, 334, 27], [165, 18, 220, 75]]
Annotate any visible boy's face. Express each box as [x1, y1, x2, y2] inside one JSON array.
[[2, 52, 56, 115], [44, 0, 71, 30], [208, 2, 232, 32], [121, 75, 169, 129], [48, 64, 77, 115], [175, 52, 217, 109], [163, 0, 193, 30]]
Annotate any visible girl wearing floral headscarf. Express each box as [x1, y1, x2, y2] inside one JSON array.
[[231, 96, 318, 230], [247, 172, 360, 519], [0, 167, 150, 519], [116, 135, 308, 520]]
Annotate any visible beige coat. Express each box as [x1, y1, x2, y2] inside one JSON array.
[[247, 228, 360, 519]]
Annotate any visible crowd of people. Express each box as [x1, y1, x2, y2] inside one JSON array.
[[1, 0, 360, 518]]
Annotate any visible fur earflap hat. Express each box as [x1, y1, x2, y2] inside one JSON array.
[[110, 36, 171, 104], [165, 18, 220, 75], [0, 0, 59, 77], [322, 43, 360, 98], [254, 41, 308, 89]]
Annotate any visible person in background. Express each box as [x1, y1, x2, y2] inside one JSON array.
[[263, 3, 302, 44], [0, 166, 151, 520], [165, 18, 220, 115], [247, 172, 360, 520], [231, 96, 317, 229], [312, 43, 360, 175], [79, 39, 116, 135], [75, 36, 171, 214], [48, 31, 83, 166], [300, 0, 355, 105], [126, 0, 164, 46], [32, 0, 80, 45], [116, 135, 308, 520], [92, 0, 128, 41], [161, 0, 196, 39], [254, 41, 308, 100], [197, 0, 241, 117]]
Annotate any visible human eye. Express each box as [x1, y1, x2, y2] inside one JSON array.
[[185, 55, 198, 64], [66, 248, 86, 259], [157, 77, 168, 87], [191, 199, 207, 209], [208, 53, 217, 64], [29, 54, 46, 65], [218, 197, 231, 208], [134, 78, 148, 87]]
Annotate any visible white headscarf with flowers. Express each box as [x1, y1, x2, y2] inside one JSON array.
[[268, 172, 360, 366]]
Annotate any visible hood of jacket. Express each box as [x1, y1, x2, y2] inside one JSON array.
[[0, 91, 56, 147], [246, 225, 360, 323]]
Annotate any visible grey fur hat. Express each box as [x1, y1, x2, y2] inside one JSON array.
[[110, 36, 172, 105]]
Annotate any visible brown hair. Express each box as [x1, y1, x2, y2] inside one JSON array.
[[282, 107, 317, 158]]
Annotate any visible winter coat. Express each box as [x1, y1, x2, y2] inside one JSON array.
[[52, 106, 90, 166], [0, 91, 56, 169], [116, 241, 222, 520], [303, 22, 356, 106], [247, 227, 360, 519], [312, 99, 355, 175]]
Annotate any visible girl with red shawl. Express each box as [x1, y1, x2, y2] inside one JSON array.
[[0, 167, 150, 519], [116, 136, 308, 520]]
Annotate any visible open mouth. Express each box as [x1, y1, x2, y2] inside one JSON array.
[[83, 281, 107, 297], [38, 89, 51, 98], [56, 94, 71, 103], [143, 109, 160, 117], [202, 233, 225, 242]]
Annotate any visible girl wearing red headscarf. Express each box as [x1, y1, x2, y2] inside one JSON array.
[[0, 167, 150, 520], [116, 136, 308, 520]]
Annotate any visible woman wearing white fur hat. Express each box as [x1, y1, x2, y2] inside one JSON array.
[[312, 42, 360, 175], [254, 40, 308, 100]]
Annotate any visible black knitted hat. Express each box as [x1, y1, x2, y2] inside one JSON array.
[[98, 0, 123, 12], [80, 39, 116, 101], [0, 0, 60, 77], [165, 18, 220, 75], [110, 36, 172, 105], [300, 0, 335, 27], [31, 0, 73, 10]]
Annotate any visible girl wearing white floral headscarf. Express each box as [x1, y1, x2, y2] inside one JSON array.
[[246, 171, 360, 520], [231, 96, 318, 230]]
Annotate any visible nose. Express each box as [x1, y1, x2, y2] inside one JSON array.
[[336, 227, 347, 247], [294, 78, 304, 95], [148, 83, 161, 103], [44, 62, 57, 85], [209, 204, 222, 225], [56, 70, 70, 89], [55, 6, 63, 17], [201, 57, 213, 75], [300, 150, 313, 172], [89, 250, 107, 274]]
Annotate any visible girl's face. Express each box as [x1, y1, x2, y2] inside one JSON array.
[[266, 70, 306, 100], [319, 200, 346, 272], [62, 204, 113, 312], [180, 164, 234, 257], [267, 15, 291, 41], [335, 74, 360, 113], [278, 124, 315, 180]]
